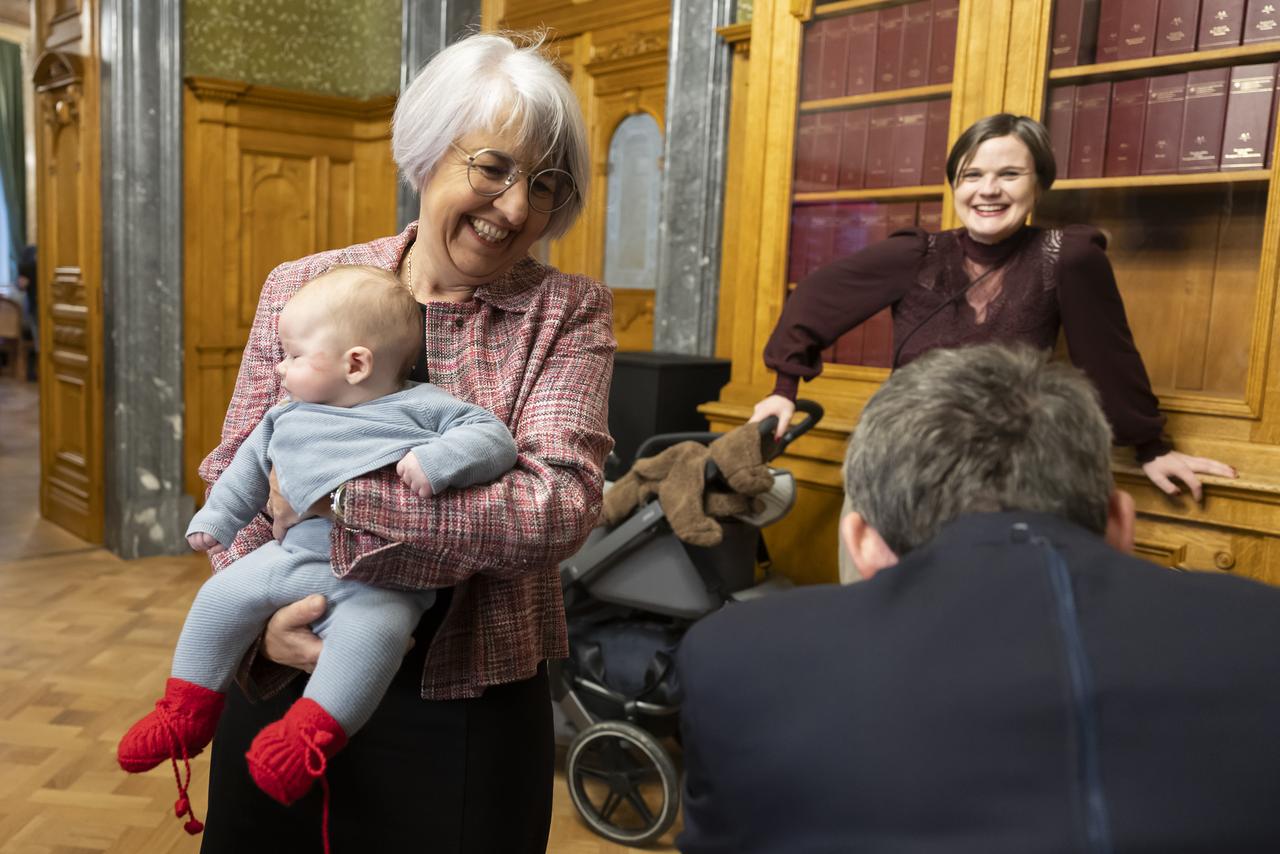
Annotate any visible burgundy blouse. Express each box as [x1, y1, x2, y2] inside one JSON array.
[[764, 225, 1171, 462]]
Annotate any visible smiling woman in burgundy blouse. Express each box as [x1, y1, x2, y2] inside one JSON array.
[[753, 113, 1234, 502]]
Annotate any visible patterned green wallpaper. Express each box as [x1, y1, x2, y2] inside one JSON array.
[[184, 0, 402, 100]]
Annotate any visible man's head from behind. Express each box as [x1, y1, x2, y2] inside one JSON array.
[[841, 344, 1134, 579]]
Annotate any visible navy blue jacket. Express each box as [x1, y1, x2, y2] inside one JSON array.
[[677, 512, 1280, 853]]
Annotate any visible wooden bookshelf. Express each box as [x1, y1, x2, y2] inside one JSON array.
[[793, 184, 946, 202], [799, 83, 952, 112], [1053, 170, 1272, 191], [1049, 42, 1280, 85]]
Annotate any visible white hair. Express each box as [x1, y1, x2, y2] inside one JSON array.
[[392, 31, 590, 239]]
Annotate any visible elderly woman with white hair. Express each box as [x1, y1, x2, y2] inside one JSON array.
[[193, 32, 612, 852]]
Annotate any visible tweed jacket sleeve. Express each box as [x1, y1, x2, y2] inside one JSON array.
[[333, 274, 616, 589]]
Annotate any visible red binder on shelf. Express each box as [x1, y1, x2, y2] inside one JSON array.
[[917, 200, 944, 231], [819, 17, 851, 100], [1141, 73, 1188, 174], [1050, 0, 1101, 68], [838, 109, 870, 189], [921, 98, 952, 185], [929, 0, 960, 84], [787, 205, 813, 283], [1096, 0, 1123, 62], [1105, 79, 1148, 176], [845, 12, 879, 96], [864, 105, 899, 189], [800, 21, 826, 103], [1047, 86, 1077, 178], [1244, 0, 1280, 43], [811, 112, 844, 191], [892, 102, 930, 187], [1117, 0, 1160, 59], [1069, 82, 1111, 178], [1155, 0, 1200, 55], [1198, 0, 1246, 49], [1221, 62, 1277, 170], [874, 5, 907, 91], [1178, 68, 1230, 172], [793, 113, 820, 192], [901, 1, 934, 89]]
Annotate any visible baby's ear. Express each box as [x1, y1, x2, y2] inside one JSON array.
[[345, 346, 374, 384]]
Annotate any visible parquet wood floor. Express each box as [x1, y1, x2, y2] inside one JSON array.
[[0, 378, 678, 853]]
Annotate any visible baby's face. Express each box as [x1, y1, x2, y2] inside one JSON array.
[[276, 302, 351, 405]]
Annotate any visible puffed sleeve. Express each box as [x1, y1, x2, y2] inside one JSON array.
[[764, 228, 928, 399], [1057, 225, 1172, 462]]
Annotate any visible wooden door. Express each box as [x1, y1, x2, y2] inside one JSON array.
[[489, 0, 670, 351], [33, 0, 103, 542]]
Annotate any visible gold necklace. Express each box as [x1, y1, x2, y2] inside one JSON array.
[[403, 243, 417, 300]]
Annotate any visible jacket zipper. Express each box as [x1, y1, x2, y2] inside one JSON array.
[[1035, 533, 1113, 854]]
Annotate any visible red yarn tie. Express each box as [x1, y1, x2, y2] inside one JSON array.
[[158, 705, 205, 834], [303, 730, 333, 854]]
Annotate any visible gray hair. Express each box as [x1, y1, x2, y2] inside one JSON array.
[[844, 344, 1114, 555], [392, 31, 589, 239]]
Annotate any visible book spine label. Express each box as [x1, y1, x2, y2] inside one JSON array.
[[921, 98, 952, 185], [1198, 0, 1246, 48], [874, 5, 907, 91], [892, 102, 929, 187], [846, 12, 879, 96], [1069, 81, 1111, 178], [1104, 78, 1148, 176], [1244, 0, 1280, 42], [929, 0, 960, 83], [1047, 85, 1077, 178], [1178, 67, 1231, 172], [1221, 62, 1277, 169], [1155, 0, 1201, 54], [900, 2, 934, 88], [1116, 0, 1160, 59], [1141, 73, 1188, 174], [838, 109, 870, 189], [864, 105, 899, 188]]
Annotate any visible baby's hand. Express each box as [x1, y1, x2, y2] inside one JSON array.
[[396, 451, 434, 499], [187, 531, 226, 555]]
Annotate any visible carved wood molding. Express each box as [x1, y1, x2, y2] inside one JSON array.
[[32, 49, 82, 92], [185, 76, 395, 120], [717, 22, 753, 56], [586, 29, 669, 74]]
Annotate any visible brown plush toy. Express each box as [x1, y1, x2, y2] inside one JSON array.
[[600, 422, 776, 547]]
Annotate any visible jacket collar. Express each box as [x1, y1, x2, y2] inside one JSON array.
[[384, 221, 545, 314]]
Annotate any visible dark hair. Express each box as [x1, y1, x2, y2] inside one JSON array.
[[843, 344, 1113, 556], [945, 113, 1056, 191]]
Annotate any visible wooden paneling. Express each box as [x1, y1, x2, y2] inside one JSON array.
[[182, 78, 397, 501], [33, 0, 103, 544], [489, 1, 669, 350]]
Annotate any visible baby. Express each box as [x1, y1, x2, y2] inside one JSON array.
[[117, 265, 517, 833]]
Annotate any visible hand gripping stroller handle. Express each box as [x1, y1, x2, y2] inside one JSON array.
[[772, 398, 823, 458]]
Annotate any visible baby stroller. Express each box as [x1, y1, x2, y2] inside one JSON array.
[[552, 400, 823, 846]]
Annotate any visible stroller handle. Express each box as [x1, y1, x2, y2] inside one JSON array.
[[771, 398, 823, 458]]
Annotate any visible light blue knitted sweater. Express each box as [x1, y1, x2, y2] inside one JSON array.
[[187, 383, 517, 547]]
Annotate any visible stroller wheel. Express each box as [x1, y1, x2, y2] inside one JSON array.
[[566, 720, 679, 847]]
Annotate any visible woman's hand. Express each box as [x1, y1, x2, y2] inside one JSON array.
[[1141, 451, 1237, 502], [750, 395, 797, 441], [268, 467, 333, 541], [262, 595, 327, 673]]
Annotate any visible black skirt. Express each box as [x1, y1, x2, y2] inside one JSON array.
[[200, 590, 554, 854]]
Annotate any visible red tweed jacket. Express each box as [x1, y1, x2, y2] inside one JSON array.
[[198, 223, 615, 700]]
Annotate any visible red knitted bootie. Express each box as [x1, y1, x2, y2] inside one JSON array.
[[245, 698, 349, 806], [117, 677, 225, 773], [117, 677, 225, 835]]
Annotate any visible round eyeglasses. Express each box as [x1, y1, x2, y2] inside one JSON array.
[[452, 144, 577, 214]]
